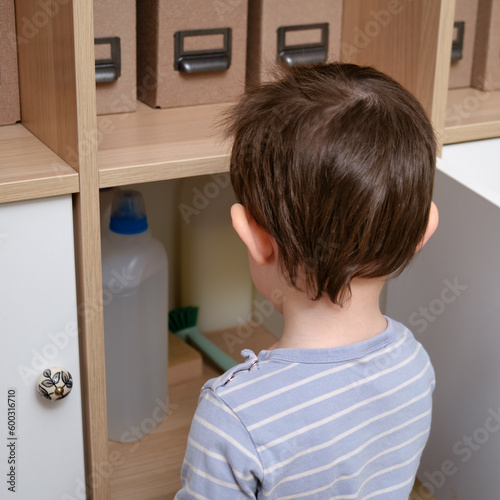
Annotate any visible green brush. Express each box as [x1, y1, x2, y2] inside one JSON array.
[[168, 306, 238, 372]]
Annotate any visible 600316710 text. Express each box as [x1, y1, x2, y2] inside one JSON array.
[[6, 388, 17, 493]]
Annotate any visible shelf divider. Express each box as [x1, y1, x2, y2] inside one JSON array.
[[341, 0, 456, 155], [71, 1, 111, 499]]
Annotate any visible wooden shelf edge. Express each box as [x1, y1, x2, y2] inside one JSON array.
[[0, 173, 79, 204], [443, 121, 500, 145], [99, 154, 229, 188], [0, 122, 80, 204], [445, 85, 500, 144]]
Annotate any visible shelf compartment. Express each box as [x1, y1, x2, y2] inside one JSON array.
[[0, 124, 79, 204], [97, 102, 232, 188], [444, 87, 500, 144]]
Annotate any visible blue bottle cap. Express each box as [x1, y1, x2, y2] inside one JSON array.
[[109, 190, 148, 235]]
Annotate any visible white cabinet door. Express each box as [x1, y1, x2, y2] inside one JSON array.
[[0, 195, 85, 499], [386, 139, 500, 500]]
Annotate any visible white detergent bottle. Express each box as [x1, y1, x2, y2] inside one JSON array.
[[101, 189, 168, 442]]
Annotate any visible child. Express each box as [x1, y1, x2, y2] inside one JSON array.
[[175, 63, 439, 499]]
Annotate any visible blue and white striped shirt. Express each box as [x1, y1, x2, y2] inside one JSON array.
[[175, 317, 435, 499]]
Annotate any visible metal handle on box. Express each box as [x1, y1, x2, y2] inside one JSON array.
[[451, 21, 465, 62], [95, 37, 121, 83], [277, 23, 329, 66], [174, 28, 232, 73]]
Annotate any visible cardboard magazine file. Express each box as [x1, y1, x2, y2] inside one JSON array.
[[246, 0, 343, 87], [0, 0, 20, 126], [449, 0, 479, 89], [137, 0, 248, 108], [94, 0, 136, 115], [472, 0, 500, 91]]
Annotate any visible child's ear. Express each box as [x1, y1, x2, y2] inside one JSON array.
[[416, 202, 439, 252], [231, 203, 275, 265]]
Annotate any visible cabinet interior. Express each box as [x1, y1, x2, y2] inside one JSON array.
[[3, 0, 496, 498]]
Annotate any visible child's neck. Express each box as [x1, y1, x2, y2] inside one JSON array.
[[270, 278, 387, 350]]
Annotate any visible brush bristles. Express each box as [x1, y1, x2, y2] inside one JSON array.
[[168, 306, 199, 332]]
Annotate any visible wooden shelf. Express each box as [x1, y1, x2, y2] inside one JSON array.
[[444, 87, 500, 144], [0, 123, 79, 204], [97, 102, 232, 188]]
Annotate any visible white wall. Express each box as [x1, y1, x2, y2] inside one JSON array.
[[386, 140, 500, 500]]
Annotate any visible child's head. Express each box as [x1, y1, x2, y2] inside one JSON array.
[[225, 63, 436, 306]]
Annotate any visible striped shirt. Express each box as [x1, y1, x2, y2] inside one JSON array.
[[175, 317, 435, 500]]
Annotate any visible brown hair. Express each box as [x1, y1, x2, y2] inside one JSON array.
[[224, 63, 436, 305]]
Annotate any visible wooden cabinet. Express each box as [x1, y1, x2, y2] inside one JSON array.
[[0, 0, 497, 498]]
